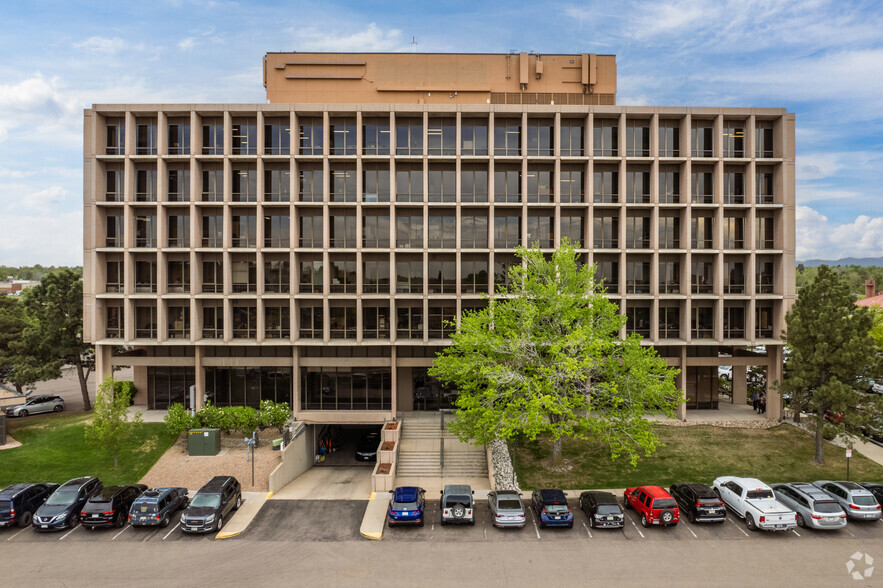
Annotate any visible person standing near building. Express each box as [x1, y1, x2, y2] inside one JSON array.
[[752, 391, 759, 412], [759, 394, 766, 414]]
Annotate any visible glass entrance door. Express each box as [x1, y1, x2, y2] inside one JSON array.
[[412, 368, 457, 410]]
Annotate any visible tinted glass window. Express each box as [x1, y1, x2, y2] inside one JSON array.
[[854, 496, 877, 506], [45, 490, 78, 506], [653, 499, 677, 509], [814, 501, 843, 513], [0, 500, 11, 510], [597, 505, 621, 515], [697, 497, 720, 504], [498, 499, 522, 510], [445, 495, 471, 507], [392, 501, 419, 510], [190, 493, 221, 509], [545, 503, 569, 515], [746, 490, 773, 500]]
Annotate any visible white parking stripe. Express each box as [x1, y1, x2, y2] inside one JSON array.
[[728, 518, 750, 537], [483, 525, 487, 540], [791, 529, 801, 537], [630, 519, 645, 538], [530, 511, 541, 539], [687, 526, 697, 538], [582, 522, 592, 538], [846, 528, 855, 538], [6, 527, 29, 541], [162, 521, 181, 540], [112, 524, 130, 540], [59, 526, 79, 541]]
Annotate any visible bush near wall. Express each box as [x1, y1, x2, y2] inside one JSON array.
[[164, 401, 290, 437], [113, 381, 136, 406]]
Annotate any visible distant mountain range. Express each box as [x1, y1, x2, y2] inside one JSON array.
[[797, 257, 883, 267]]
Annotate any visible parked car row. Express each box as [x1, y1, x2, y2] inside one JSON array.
[[0, 475, 242, 535]]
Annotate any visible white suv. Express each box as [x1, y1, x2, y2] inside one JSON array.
[[440, 484, 475, 525]]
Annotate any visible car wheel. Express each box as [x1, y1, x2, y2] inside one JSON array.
[[17, 511, 32, 528], [660, 510, 674, 525], [588, 516, 595, 529], [116, 512, 126, 528], [640, 515, 649, 528], [417, 519, 424, 528], [19, 410, 28, 417], [388, 520, 395, 528], [235, 494, 242, 510], [689, 511, 696, 524], [539, 520, 546, 528], [70, 512, 79, 527], [568, 522, 573, 529], [796, 513, 806, 528], [53, 405, 63, 412], [160, 515, 170, 528], [745, 514, 757, 532], [623, 496, 631, 509], [216, 515, 223, 531], [469, 518, 475, 526], [452, 504, 465, 519]]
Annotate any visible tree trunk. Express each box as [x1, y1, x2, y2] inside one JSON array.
[[551, 438, 562, 466], [74, 356, 92, 412], [814, 412, 825, 465], [14, 383, 22, 394]]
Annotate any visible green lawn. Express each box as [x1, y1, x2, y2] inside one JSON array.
[[0, 411, 178, 487], [511, 425, 883, 490]]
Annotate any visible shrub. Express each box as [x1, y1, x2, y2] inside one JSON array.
[[197, 403, 233, 432], [259, 400, 290, 433], [821, 423, 841, 442], [113, 381, 137, 406], [225, 406, 259, 435], [164, 403, 198, 436]]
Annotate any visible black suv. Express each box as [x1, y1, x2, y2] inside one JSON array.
[[669, 482, 726, 523], [129, 487, 189, 528], [81, 484, 147, 529], [859, 482, 883, 506], [181, 476, 242, 533], [33, 477, 103, 531], [578, 490, 624, 529], [0, 483, 59, 528]]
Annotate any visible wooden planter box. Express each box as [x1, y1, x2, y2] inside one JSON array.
[[379, 440, 396, 464], [372, 461, 396, 492]]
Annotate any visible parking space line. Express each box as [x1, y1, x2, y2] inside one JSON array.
[[728, 518, 750, 537], [530, 511, 541, 539], [59, 526, 79, 541], [162, 522, 180, 540], [112, 525, 130, 541], [6, 527, 29, 541], [582, 522, 592, 538], [483, 525, 487, 540], [791, 529, 801, 537], [846, 528, 855, 538], [687, 526, 697, 539], [630, 519, 645, 538]]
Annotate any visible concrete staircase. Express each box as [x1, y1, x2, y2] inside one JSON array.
[[395, 413, 488, 478]]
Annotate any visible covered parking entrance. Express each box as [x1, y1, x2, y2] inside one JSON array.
[[313, 423, 384, 467]]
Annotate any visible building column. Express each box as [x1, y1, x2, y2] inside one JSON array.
[[766, 346, 783, 420], [732, 365, 747, 406], [676, 347, 687, 421], [194, 345, 205, 411], [94, 344, 113, 385]]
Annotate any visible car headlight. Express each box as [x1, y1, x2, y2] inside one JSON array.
[[204, 515, 215, 523]]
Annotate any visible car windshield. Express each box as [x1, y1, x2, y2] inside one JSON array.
[[597, 505, 621, 515], [45, 490, 78, 506], [746, 490, 774, 500], [653, 499, 677, 509], [814, 501, 843, 513], [445, 496, 471, 507], [392, 501, 418, 510], [498, 499, 522, 510], [545, 503, 569, 515], [698, 497, 721, 504], [853, 496, 877, 506], [190, 493, 221, 509]]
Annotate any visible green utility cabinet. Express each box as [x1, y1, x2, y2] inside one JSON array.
[[188, 428, 221, 456]]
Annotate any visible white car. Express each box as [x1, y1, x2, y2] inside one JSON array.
[[713, 476, 797, 532], [718, 366, 732, 380], [5, 395, 65, 417]]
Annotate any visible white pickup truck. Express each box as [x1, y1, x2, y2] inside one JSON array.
[[712, 476, 798, 532]]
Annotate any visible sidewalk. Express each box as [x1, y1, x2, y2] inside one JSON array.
[[216, 491, 268, 539]]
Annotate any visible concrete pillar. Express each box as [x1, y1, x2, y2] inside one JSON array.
[[766, 346, 783, 420], [676, 347, 688, 420], [194, 345, 205, 411], [94, 344, 113, 384], [733, 365, 747, 406]]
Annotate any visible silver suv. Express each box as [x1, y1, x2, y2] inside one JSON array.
[[440, 484, 475, 525], [771, 483, 846, 530], [813, 481, 882, 521]]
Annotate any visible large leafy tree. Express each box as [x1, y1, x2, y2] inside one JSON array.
[[781, 265, 883, 465], [17, 269, 94, 410], [85, 376, 142, 469], [0, 296, 36, 393], [429, 240, 682, 466]]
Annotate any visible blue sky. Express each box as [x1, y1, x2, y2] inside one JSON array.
[[1, 0, 882, 265]]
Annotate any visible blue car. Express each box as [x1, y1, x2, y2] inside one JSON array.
[[531, 489, 574, 528], [388, 486, 426, 527], [129, 487, 189, 528]]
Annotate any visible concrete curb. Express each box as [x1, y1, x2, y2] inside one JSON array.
[[359, 492, 388, 540], [214, 491, 268, 540]]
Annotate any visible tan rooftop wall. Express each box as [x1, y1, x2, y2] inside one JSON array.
[[264, 52, 616, 105]]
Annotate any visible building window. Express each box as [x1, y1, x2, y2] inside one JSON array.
[[526, 215, 553, 248], [725, 261, 745, 294], [626, 305, 651, 336], [231, 260, 257, 293], [494, 166, 521, 203], [298, 212, 323, 248], [265, 167, 290, 202], [135, 260, 157, 293], [362, 213, 390, 248], [232, 167, 257, 202], [329, 117, 356, 155], [692, 305, 714, 339], [593, 167, 618, 203], [329, 258, 357, 293], [593, 215, 618, 248], [593, 119, 618, 156], [659, 305, 680, 338], [691, 259, 713, 294], [167, 260, 190, 293], [560, 119, 584, 157], [363, 259, 390, 294], [723, 215, 745, 249], [168, 121, 190, 155], [106, 167, 124, 201], [659, 259, 680, 293], [202, 260, 223, 293], [232, 118, 257, 155], [363, 117, 390, 155], [299, 306, 323, 338], [723, 124, 745, 158], [756, 304, 774, 338], [461, 256, 489, 294], [396, 306, 423, 339], [299, 165, 323, 202], [396, 258, 423, 294], [691, 168, 714, 203], [298, 259, 323, 293], [135, 168, 157, 202], [264, 118, 290, 155], [756, 122, 774, 158], [396, 117, 423, 156], [427, 212, 456, 248], [659, 166, 680, 203], [167, 168, 190, 202], [299, 117, 323, 155], [756, 168, 774, 204], [494, 215, 521, 249], [330, 167, 357, 202], [265, 260, 290, 293], [560, 166, 584, 203], [136, 120, 157, 155], [396, 212, 423, 248], [691, 121, 714, 157], [106, 260, 123, 293], [106, 304, 123, 339], [231, 214, 257, 248], [461, 164, 488, 203], [494, 254, 518, 290], [626, 260, 650, 294], [428, 256, 456, 294], [461, 119, 488, 155], [659, 215, 680, 249], [625, 215, 650, 249], [428, 164, 456, 203], [626, 120, 650, 157], [526, 119, 553, 156], [301, 367, 391, 411], [461, 213, 488, 248], [135, 305, 157, 339], [428, 118, 456, 156], [363, 305, 390, 339], [265, 306, 291, 339], [362, 165, 390, 202], [134, 215, 157, 247], [329, 212, 357, 248], [625, 169, 650, 203], [756, 215, 775, 249], [202, 167, 223, 202], [201, 213, 223, 247], [494, 119, 521, 156], [396, 164, 423, 202], [106, 118, 125, 155], [595, 259, 619, 293], [526, 167, 553, 203], [329, 304, 357, 339], [724, 305, 745, 339], [105, 214, 124, 247], [264, 213, 290, 248], [167, 214, 190, 248], [202, 118, 223, 155], [691, 216, 713, 249], [560, 214, 584, 247], [232, 302, 257, 338], [428, 306, 457, 338], [167, 305, 191, 339], [659, 121, 680, 157], [723, 168, 745, 204]]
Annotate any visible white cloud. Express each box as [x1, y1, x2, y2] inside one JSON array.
[[74, 36, 126, 54], [178, 37, 198, 50], [0, 211, 82, 266], [796, 206, 883, 260], [0, 75, 80, 145], [18, 185, 70, 213], [291, 23, 406, 52]]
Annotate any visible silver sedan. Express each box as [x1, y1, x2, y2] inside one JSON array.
[[488, 491, 526, 528], [5, 395, 65, 417]]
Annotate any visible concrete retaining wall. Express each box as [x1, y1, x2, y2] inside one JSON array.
[[268, 423, 314, 494]]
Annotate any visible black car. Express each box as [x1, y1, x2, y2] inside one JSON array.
[[33, 477, 103, 531], [81, 484, 147, 529], [129, 487, 189, 527], [355, 430, 381, 462], [180, 476, 241, 533], [578, 490, 624, 529], [669, 482, 727, 523], [0, 483, 59, 528], [858, 482, 883, 506]]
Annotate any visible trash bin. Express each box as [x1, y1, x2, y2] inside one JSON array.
[[188, 428, 221, 456]]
